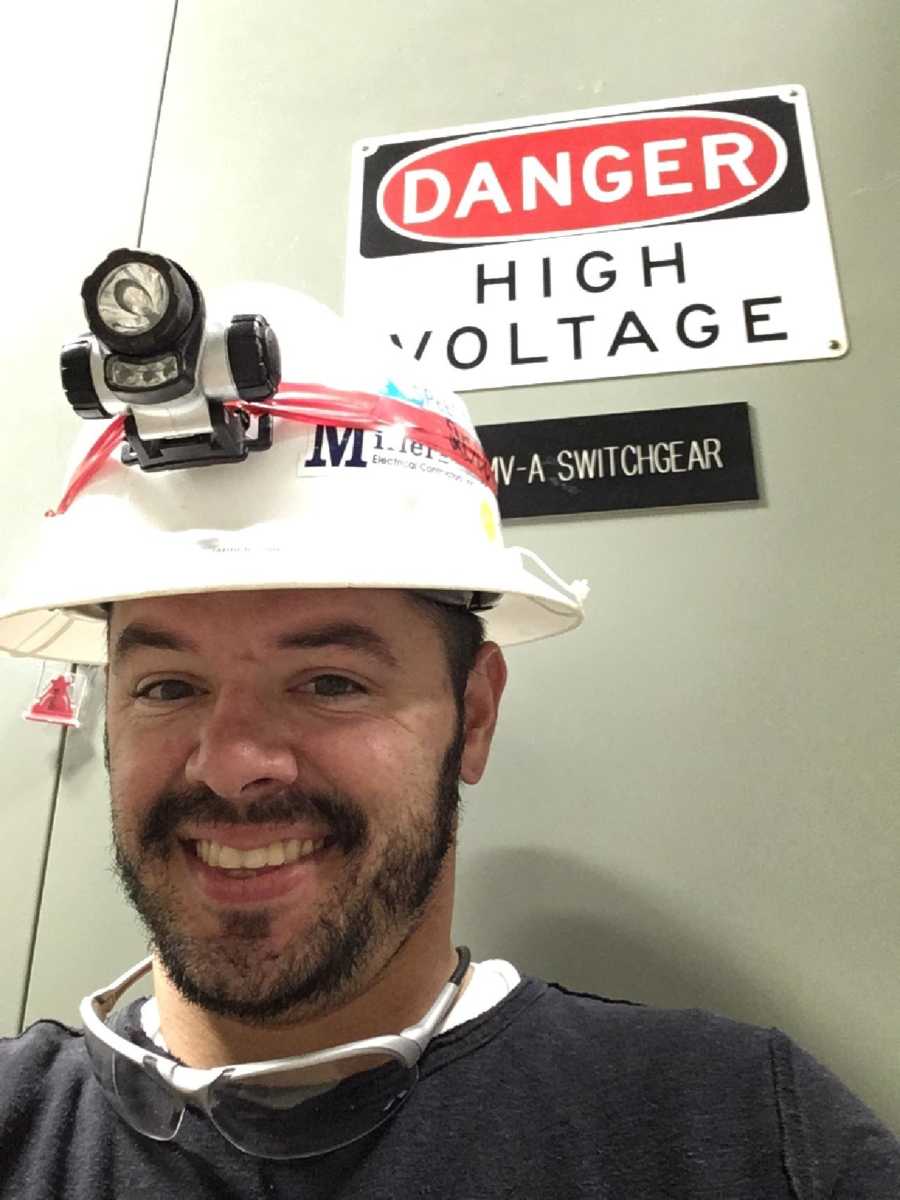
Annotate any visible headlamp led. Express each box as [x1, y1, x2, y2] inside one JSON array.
[[60, 248, 281, 471], [105, 353, 181, 392]]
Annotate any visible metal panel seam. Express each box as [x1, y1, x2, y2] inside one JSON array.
[[16, 723, 68, 1034], [18, 0, 178, 1032], [137, 0, 179, 247]]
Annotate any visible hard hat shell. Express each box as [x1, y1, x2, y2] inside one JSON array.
[[0, 285, 587, 665]]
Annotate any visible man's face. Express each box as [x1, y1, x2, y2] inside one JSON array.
[[105, 588, 491, 1024]]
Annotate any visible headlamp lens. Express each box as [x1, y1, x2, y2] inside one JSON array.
[[97, 263, 170, 335]]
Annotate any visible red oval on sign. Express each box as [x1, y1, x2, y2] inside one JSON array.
[[377, 111, 787, 242]]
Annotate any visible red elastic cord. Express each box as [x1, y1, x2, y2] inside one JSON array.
[[45, 414, 127, 517], [240, 382, 496, 493], [45, 384, 495, 516]]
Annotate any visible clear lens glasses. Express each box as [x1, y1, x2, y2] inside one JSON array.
[[83, 1033, 181, 1140], [80, 948, 469, 1160], [112, 1051, 183, 1139], [208, 1054, 416, 1158], [97, 263, 170, 335], [85, 1031, 418, 1158]]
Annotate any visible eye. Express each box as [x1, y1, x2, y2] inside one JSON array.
[[133, 679, 199, 703], [300, 674, 367, 698]]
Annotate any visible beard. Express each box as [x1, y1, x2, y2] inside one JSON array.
[[109, 721, 464, 1025]]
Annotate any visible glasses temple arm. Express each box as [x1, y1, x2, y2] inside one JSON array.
[[400, 946, 471, 1048]]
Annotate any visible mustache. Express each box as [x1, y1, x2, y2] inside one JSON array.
[[137, 785, 368, 857]]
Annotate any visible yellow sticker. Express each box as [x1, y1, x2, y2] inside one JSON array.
[[480, 499, 498, 542]]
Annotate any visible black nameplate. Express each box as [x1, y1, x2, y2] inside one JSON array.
[[476, 402, 758, 518]]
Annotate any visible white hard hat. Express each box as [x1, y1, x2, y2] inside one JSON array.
[[0, 284, 588, 665]]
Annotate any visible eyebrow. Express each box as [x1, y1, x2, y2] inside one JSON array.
[[111, 620, 399, 670], [275, 623, 399, 669], [112, 623, 195, 664]]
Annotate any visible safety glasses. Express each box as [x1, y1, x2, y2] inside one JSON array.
[[79, 947, 470, 1159]]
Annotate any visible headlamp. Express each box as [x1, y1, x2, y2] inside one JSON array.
[[82, 249, 194, 358], [60, 248, 281, 471]]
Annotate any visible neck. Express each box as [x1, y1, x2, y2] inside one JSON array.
[[150, 886, 463, 1069]]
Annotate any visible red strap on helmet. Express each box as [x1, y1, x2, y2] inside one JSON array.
[[46, 414, 127, 517], [46, 383, 496, 516]]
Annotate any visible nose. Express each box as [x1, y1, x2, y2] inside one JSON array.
[[184, 688, 300, 800]]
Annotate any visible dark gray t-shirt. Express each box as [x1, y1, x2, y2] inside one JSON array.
[[2, 978, 898, 1198]]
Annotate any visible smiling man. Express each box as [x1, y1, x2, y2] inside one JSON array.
[[0, 266, 897, 1198], [107, 588, 504, 1070]]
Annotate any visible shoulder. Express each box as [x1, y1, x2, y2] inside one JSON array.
[[524, 980, 900, 1192], [444, 975, 779, 1098], [0, 1016, 85, 1070], [0, 1019, 131, 1199], [521, 979, 778, 1095], [535, 978, 772, 1053], [0, 1017, 91, 1120], [502, 978, 895, 1133], [532, 979, 856, 1103]]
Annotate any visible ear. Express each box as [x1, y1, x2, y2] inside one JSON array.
[[459, 642, 507, 785]]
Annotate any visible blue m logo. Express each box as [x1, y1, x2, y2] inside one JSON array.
[[303, 425, 368, 469]]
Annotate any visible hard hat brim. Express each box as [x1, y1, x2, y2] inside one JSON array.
[[0, 546, 585, 663]]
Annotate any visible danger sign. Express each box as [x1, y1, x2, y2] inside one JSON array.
[[345, 85, 848, 391]]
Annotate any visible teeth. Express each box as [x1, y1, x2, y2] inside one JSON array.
[[219, 846, 244, 869], [196, 837, 327, 869]]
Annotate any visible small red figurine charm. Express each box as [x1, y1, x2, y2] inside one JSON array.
[[24, 669, 84, 728]]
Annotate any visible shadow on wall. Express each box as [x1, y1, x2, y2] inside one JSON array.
[[454, 845, 781, 1026]]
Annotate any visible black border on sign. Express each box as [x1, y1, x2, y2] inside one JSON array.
[[475, 401, 759, 518], [358, 94, 808, 259]]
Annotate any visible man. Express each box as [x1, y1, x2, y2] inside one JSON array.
[[0, 259, 897, 1197]]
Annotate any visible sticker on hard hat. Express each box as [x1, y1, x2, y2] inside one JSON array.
[[296, 422, 475, 486]]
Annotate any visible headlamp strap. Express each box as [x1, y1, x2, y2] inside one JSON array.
[[47, 414, 127, 516], [46, 383, 496, 516]]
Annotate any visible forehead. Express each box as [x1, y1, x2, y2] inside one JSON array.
[[108, 588, 438, 661]]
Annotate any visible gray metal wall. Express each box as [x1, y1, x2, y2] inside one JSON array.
[[0, 2, 176, 1034], [3, 0, 898, 1134]]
